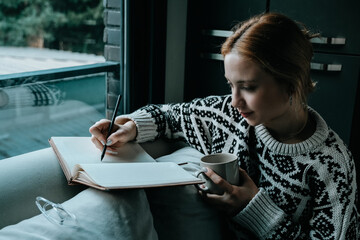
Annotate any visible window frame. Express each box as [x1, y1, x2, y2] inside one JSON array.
[[0, 62, 119, 88]]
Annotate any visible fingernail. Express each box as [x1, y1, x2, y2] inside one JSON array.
[[100, 140, 105, 145], [202, 167, 208, 173], [106, 149, 118, 155], [106, 139, 112, 145]]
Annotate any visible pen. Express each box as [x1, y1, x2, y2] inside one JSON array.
[[101, 94, 122, 161]]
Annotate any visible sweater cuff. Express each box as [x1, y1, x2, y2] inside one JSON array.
[[232, 188, 285, 238], [121, 109, 158, 143]]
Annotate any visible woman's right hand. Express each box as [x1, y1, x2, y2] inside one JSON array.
[[89, 118, 137, 154]]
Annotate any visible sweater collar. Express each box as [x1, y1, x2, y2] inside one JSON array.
[[254, 107, 329, 155]]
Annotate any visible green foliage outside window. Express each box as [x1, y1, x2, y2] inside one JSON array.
[[0, 0, 104, 55]]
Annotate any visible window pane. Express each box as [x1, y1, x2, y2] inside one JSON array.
[[0, 74, 105, 160], [0, 0, 104, 56], [0, 47, 105, 75]]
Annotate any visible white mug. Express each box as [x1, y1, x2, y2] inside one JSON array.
[[196, 153, 240, 194]]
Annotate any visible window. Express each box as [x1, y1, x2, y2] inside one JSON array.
[[0, 62, 119, 160], [0, 0, 121, 160]]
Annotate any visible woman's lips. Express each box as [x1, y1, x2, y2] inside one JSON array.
[[240, 112, 253, 118]]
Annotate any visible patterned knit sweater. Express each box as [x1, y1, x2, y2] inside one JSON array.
[[123, 95, 359, 240]]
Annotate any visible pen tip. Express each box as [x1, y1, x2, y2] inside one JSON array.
[[100, 145, 107, 161]]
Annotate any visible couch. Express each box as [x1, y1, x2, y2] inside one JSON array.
[[0, 139, 228, 240]]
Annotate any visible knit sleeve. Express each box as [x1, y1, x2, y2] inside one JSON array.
[[121, 95, 234, 154], [304, 151, 359, 239], [232, 150, 359, 239]]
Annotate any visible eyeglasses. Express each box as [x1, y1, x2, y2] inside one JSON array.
[[35, 196, 77, 227]]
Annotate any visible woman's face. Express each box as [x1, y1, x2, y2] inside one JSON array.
[[224, 52, 290, 127]]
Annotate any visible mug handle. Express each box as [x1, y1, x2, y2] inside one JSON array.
[[195, 169, 210, 193]]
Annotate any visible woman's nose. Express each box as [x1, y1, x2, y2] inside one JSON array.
[[231, 90, 244, 108]]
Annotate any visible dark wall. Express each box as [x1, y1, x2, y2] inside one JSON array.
[[128, 0, 167, 112], [184, 0, 268, 101]]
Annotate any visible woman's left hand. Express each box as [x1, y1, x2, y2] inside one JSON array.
[[199, 167, 259, 216]]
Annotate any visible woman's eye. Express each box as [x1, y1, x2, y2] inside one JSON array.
[[226, 80, 257, 92], [241, 86, 257, 92]]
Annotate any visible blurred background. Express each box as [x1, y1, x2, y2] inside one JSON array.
[[0, 0, 104, 55], [0, 0, 107, 159]]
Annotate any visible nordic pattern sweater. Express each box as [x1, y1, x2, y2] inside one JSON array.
[[123, 95, 359, 239]]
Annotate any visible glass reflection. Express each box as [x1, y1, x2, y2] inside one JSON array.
[[0, 74, 105, 159]]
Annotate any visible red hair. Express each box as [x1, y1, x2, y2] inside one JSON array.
[[221, 13, 318, 105]]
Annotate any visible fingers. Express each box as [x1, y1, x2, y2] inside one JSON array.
[[199, 167, 243, 216], [90, 119, 110, 152], [201, 167, 253, 195], [199, 184, 238, 216], [91, 134, 104, 151], [89, 118, 137, 154], [90, 135, 119, 156], [201, 168, 233, 197], [238, 167, 250, 181], [204, 167, 234, 194], [238, 167, 259, 197], [89, 119, 120, 152], [89, 119, 111, 144], [106, 120, 136, 147], [199, 167, 259, 216]]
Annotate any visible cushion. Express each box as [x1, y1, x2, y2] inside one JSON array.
[[0, 146, 228, 240], [0, 188, 158, 240]]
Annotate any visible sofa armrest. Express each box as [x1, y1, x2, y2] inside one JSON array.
[[140, 138, 189, 159], [0, 148, 85, 229]]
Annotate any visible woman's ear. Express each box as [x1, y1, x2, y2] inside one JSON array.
[[286, 84, 296, 100]]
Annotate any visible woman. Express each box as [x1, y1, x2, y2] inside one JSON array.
[[90, 13, 358, 239]]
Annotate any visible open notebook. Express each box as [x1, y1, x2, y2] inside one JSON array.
[[49, 137, 203, 191]]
